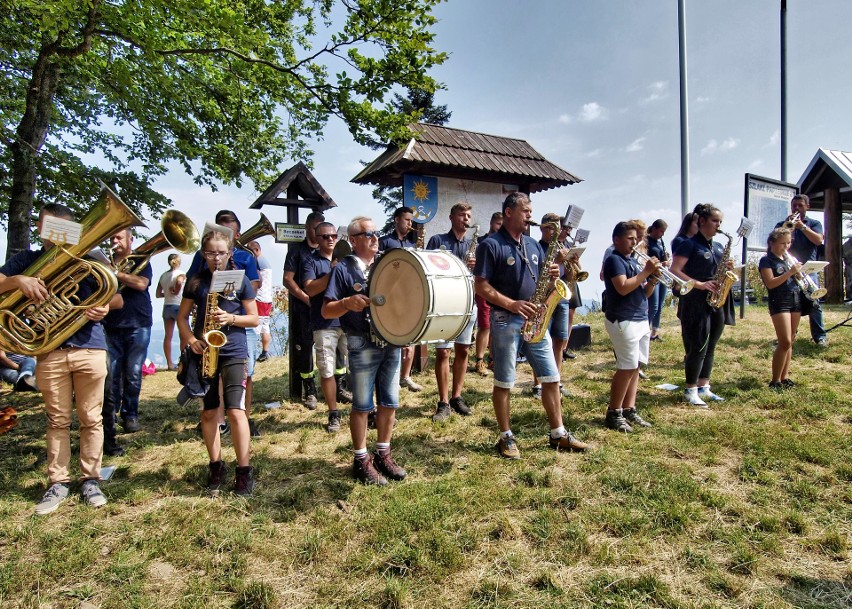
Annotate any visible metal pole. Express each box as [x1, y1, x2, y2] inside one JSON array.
[[678, 0, 690, 217], [780, 0, 787, 181]]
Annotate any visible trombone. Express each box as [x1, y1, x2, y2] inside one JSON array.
[[632, 247, 694, 295]]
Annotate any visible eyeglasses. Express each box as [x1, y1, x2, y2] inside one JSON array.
[[317, 234, 338, 241], [203, 250, 230, 259], [351, 231, 379, 239]]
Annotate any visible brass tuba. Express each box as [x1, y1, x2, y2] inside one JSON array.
[[0, 184, 145, 356], [236, 213, 275, 251], [115, 209, 200, 275]]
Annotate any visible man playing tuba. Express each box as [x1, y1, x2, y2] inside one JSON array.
[[0, 204, 124, 515]]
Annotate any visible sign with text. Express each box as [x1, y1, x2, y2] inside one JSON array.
[[275, 223, 307, 243], [743, 174, 798, 252]]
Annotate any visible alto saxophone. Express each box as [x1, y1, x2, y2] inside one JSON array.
[[201, 290, 229, 378], [465, 223, 480, 261], [415, 223, 426, 249], [521, 221, 572, 343], [706, 230, 738, 309]]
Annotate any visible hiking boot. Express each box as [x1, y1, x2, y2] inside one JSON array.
[[81, 479, 107, 508], [335, 375, 353, 403], [432, 401, 451, 422], [495, 434, 521, 459], [605, 408, 633, 433], [234, 466, 254, 497], [256, 351, 270, 363], [367, 409, 377, 429], [373, 450, 407, 481], [326, 410, 341, 433], [352, 456, 387, 486], [303, 377, 318, 410], [400, 376, 423, 392], [475, 358, 490, 376], [248, 418, 261, 438], [549, 432, 590, 452], [623, 407, 652, 428], [122, 417, 140, 433], [531, 385, 542, 399], [14, 374, 38, 392], [104, 438, 125, 457], [207, 460, 227, 497], [34, 482, 70, 515], [449, 396, 471, 416]]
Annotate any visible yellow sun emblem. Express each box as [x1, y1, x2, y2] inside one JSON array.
[[411, 179, 431, 202]]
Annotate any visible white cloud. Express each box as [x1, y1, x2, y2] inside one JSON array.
[[585, 148, 603, 158], [695, 96, 711, 103], [768, 130, 780, 146], [579, 102, 604, 122], [701, 137, 739, 155], [558, 114, 572, 124], [625, 137, 646, 153], [641, 81, 668, 103]]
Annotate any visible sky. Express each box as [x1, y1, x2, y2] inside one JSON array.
[[6, 0, 852, 364]]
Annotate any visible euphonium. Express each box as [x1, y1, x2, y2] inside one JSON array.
[[632, 247, 694, 295], [115, 209, 200, 275], [783, 252, 827, 301], [706, 230, 738, 309], [0, 184, 145, 356], [236, 213, 275, 251], [201, 290, 229, 378], [521, 221, 572, 343]]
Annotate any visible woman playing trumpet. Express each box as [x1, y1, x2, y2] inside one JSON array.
[[758, 228, 802, 389], [177, 227, 258, 496]]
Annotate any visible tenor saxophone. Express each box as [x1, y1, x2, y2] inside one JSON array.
[[521, 221, 571, 343], [706, 230, 738, 309], [201, 290, 229, 378]]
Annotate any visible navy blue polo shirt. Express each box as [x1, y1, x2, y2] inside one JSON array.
[[183, 269, 256, 359], [427, 231, 471, 261], [774, 216, 822, 262], [301, 251, 341, 331], [283, 239, 316, 314], [104, 262, 153, 330], [187, 248, 259, 282], [474, 227, 545, 312], [646, 235, 667, 261], [603, 251, 648, 322], [0, 248, 108, 350], [670, 234, 689, 257], [674, 234, 725, 281], [324, 256, 370, 334], [378, 232, 416, 251], [759, 253, 798, 297], [540, 239, 565, 279]]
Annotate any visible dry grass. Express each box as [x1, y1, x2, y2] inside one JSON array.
[[1, 304, 850, 608]]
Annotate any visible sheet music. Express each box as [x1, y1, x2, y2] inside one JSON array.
[[202, 222, 234, 241], [574, 228, 590, 244], [566, 246, 586, 258], [564, 205, 585, 228], [799, 261, 829, 275], [211, 270, 245, 293], [40, 217, 82, 246], [737, 217, 755, 239]]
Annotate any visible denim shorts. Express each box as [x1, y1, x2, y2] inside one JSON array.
[[347, 335, 401, 412], [434, 304, 477, 349], [490, 310, 560, 389], [314, 328, 348, 379], [246, 330, 258, 377], [162, 304, 180, 321], [604, 318, 650, 370], [548, 299, 570, 341]]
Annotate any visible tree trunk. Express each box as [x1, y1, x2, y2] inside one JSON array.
[[6, 51, 60, 260]]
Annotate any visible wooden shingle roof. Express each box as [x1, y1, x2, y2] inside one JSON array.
[[797, 148, 852, 212], [250, 161, 336, 211], [352, 124, 582, 192]]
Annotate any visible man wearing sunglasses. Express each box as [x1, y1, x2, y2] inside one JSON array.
[[322, 217, 406, 486]]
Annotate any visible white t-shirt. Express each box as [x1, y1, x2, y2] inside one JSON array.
[[158, 269, 184, 306], [256, 255, 273, 304]]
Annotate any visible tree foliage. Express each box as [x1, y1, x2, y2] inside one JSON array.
[[0, 0, 447, 257]]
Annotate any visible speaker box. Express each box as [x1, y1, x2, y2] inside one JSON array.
[[567, 323, 591, 350]]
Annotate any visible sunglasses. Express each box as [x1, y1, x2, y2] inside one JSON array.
[[317, 234, 338, 240], [351, 231, 379, 239]]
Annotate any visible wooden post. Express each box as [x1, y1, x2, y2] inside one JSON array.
[[823, 187, 842, 304], [286, 188, 302, 399]]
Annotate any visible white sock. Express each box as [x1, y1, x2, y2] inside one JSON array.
[[501, 430, 514, 439], [375, 442, 390, 454], [353, 447, 368, 458], [550, 426, 566, 439]]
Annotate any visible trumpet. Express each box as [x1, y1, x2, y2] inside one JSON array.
[[783, 213, 801, 229], [632, 247, 694, 295], [783, 252, 827, 301]]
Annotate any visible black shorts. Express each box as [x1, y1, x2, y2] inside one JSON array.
[[202, 357, 247, 410], [768, 291, 801, 316]]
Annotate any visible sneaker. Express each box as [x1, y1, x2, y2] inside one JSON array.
[[234, 466, 254, 497], [623, 408, 653, 428], [373, 450, 407, 481], [352, 456, 387, 485], [684, 389, 708, 408], [816, 337, 828, 348], [563, 350, 577, 359], [650, 335, 663, 342], [400, 376, 423, 392], [219, 421, 230, 436], [768, 380, 784, 391], [248, 418, 261, 438], [781, 379, 796, 388], [303, 377, 318, 410], [336, 377, 353, 404], [475, 358, 490, 376], [516, 354, 527, 364], [605, 408, 633, 433], [449, 396, 471, 416], [698, 387, 725, 402], [549, 432, 590, 452], [432, 401, 451, 422], [531, 385, 542, 399], [638, 369, 649, 380], [14, 374, 38, 392], [104, 438, 125, 457], [559, 384, 573, 398], [367, 409, 377, 430], [495, 434, 521, 459], [207, 460, 227, 497], [122, 417, 140, 433], [34, 483, 70, 515], [256, 351, 270, 363], [81, 479, 107, 508], [326, 411, 342, 433]]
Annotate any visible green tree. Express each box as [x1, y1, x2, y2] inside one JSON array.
[[0, 0, 447, 258]]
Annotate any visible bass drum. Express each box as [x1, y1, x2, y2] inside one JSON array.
[[368, 248, 473, 346]]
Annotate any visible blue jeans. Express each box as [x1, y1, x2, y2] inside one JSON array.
[[0, 355, 35, 385], [491, 310, 560, 389], [805, 273, 826, 341], [104, 326, 151, 420], [347, 335, 401, 413], [647, 282, 668, 330]]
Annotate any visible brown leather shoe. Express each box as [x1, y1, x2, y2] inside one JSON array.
[[373, 450, 407, 481], [549, 432, 590, 452], [352, 456, 387, 486]]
